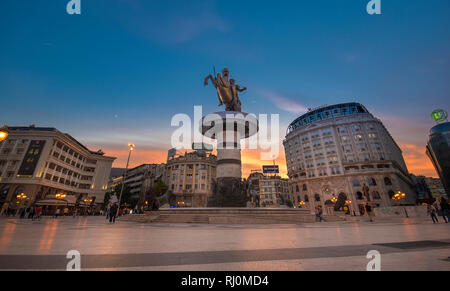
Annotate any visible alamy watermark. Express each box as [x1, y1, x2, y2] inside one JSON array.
[[66, 250, 81, 271], [66, 0, 81, 15], [366, 250, 381, 271], [367, 0, 382, 15], [171, 106, 280, 160]]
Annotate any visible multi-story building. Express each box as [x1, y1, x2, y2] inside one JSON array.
[[426, 122, 450, 196], [138, 163, 167, 206], [165, 151, 217, 207], [122, 164, 152, 200], [424, 177, 447, 199], [283, 103, 416, 215], [0, 126, 115, 210], [247, 171, 292, 207]]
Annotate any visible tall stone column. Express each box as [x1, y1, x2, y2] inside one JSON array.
[[201, 112, 258, 207]]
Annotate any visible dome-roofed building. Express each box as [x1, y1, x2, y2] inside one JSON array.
[[283, 103, 416, 215]]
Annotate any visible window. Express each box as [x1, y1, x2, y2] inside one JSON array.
[[356, 192, 363, 200], [304, 195, 309, 202], [368, 178, 377, 186], [368, 133, 377, 139], [322, 128, 331, 135], [346, 155, 355, 162], [353, 179, 361, 187], [384, 177, 392, 186], [372, 191, 381, 200], [302, 184, 307, 191], [296, 185, 299, 192], [343, 145, 352, 153], [337, 126, 347, 133], [388, 190, 395, 199], [323, 137, 334, 144], [314, 194, 321, 202], [354, 134, 363, 141], [358, 144, 367, 152], [341, 136, 349, 143], [352, 125, 361, 132]]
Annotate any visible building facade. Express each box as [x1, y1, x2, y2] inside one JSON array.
[[165, 151, 217, 207], [247, 171, 292, 207], [426, 122, 450, 196], [0, 126, 115, 210], [283, 103, 416, 215]]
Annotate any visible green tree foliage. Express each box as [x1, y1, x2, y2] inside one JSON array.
[[103, 183, 133, 208], [152, 179, 168, 197]]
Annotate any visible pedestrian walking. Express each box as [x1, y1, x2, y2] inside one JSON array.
[[109, 203, 118, 223], [315, 206, 323, 222], [427, 204, 439, 223], [35, 206, 42, 221], [54, 208, 61, 219], [439, 197, 449, 223], [365, 203, 373, 222]]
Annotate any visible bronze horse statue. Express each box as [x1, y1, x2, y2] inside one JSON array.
[[204, 68, 246, 112]]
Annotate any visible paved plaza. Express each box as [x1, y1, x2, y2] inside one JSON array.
[[0, 216, 449, 271]]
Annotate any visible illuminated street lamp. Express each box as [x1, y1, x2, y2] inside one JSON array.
[[16, 193, 27, 216], [331, 196, 337, 204], [117, 143, 135, 217], [84, 198, 93, 204], [0, 126, 9, 142], [392, 190, 408, 218], [299, 201, 306, 208], [55, 193, 66, 200]]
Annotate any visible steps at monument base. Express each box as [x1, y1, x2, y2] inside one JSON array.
[[151, 214, 210, 224], [322, 215, 346, 222], [143, 211, 316, 224]]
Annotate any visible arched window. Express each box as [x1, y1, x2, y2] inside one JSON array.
[[302, 184, 307, 191], [368, 178, 377, 186], [297, 196, 301, 203], [314, 194, 321, 202], [353, 179, 361, 187], [356, 191, 363, 200], [372, 191, 381, 200], [388, 190, 395, 199], [304, 195, 309, 202], [384, 177, 392, 186], [295, 185, 299, 192]]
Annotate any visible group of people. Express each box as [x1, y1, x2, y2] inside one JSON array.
[[427, 197, 450, 224], [16, 206, 43, 220]]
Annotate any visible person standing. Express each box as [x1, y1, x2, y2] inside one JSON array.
[[54, 208, 60, 219], [440, 197, 449, 223], [427, 204, 439, 223], [35, 206, 42, 221], [365, 203, 373, 222], [109, 203, 118, 223], [315, 206, 323, 222]]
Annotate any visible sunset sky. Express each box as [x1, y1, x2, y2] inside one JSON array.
[[1, 0, 449, 178]]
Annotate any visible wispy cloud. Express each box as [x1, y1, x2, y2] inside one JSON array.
[[257, 89, 308, 114], [117, 0, 230, 45]]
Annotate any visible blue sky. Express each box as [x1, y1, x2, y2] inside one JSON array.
[[1, 0, 449, 176]]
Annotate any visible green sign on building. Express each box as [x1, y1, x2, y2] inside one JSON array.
[[431, 109, 448, 123]]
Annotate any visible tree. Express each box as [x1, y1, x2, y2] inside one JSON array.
[[103, 183, 133, 209], [152, 179, 168, 197]]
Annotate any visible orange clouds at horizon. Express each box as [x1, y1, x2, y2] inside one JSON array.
[[106, 143, 437, 179]]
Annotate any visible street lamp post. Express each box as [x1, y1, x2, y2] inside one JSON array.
[[345, 200, 353, 216], [117, 143, 135, 218], [0, 126, 9, 142], [16, 193, 27, 217], [392, 191, 408, 218]]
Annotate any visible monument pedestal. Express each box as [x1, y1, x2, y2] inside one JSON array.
[[201, 111, 258, 207]]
